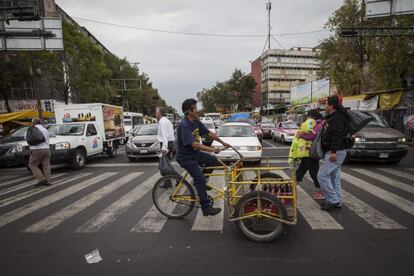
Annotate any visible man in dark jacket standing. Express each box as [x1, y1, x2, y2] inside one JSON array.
[[318, 95, 349, 210]]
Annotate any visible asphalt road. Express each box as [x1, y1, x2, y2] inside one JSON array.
[[0, 140, 413, 276]]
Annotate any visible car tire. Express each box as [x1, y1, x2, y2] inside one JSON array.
[[107, 146, 117, 158], [69, 149, 86, 170], [281, 136, 286, 144], [272, 134, 276, 142]]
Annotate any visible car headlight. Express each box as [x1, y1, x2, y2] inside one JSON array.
[[55, 142, 70, 150], [354, 137, 365, 143], [9, 144, 23, 153], [398, 137, 406, 143], [246, 146, 262, 151]]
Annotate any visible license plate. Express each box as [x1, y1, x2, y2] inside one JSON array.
[[379, 153, 389, 158], [140, 149, 148, 154]]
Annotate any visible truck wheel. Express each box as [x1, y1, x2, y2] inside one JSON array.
[[70, 149, 86, 170], [107, 147, 117, 158]]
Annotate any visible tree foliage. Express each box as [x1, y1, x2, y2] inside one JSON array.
[[197, 68, 256, 113], [319, 0, 414, 95]]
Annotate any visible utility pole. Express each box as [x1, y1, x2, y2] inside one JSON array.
[[266, 1, 272, 113]]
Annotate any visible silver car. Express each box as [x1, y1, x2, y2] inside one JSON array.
[[126, 124, 160, 161]]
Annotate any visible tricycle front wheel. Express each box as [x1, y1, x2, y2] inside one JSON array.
[[234, 191, 287, 243]]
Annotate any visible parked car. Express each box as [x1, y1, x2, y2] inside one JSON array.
[[212, 122, 262, 164], [259, 122, 276, 139], [126, 124, 171, 161], [349, 112, 408, 163], [271, 121, 298, 144], [201, 121, 216, 146], [0, 126, 28, 167], [234, 118, 263, 143]]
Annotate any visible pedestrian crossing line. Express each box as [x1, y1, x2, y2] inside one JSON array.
[[351, 169, 414, 195], [23, 172, 143, 233], [341, 189, 406, 229], [377, 168, 414, 183], [277, 171, 343, 230], [87, 162, 177, 168], [131, 187, 186, 233], [341, 172, 414, 216], [0, 173, 92, 208], [76, 172, 161, 233], [0, 175, 33, 187], [0, 173, 66, 196], [191, 172, 225, 232], [303, 175, 405, 229], [0, 172, 117, 228]]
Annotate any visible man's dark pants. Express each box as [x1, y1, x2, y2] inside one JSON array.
[[177, 152, 220, 210]]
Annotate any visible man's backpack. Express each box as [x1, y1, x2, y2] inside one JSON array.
[[26, 126, 46, 146]]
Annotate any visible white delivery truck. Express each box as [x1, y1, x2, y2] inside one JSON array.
[[123, 112, 144, 137], [49, 103, 126, 169]]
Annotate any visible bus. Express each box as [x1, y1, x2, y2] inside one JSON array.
[[123, 112, 144, 136]]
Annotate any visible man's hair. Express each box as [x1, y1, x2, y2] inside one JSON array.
[[32, 117, 42, 126], [327, 95, 343, 110], [182, 98, 197, 115], [156, 106, 166, 116]]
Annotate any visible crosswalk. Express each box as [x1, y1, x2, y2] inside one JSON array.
[[0, 166, 413, 234]]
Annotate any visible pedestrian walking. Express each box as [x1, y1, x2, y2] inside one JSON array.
[[156, 106, 176, 188], [295, 109, 325, 200], [26, 118, 51, 187], [317, 95, 350, 210]]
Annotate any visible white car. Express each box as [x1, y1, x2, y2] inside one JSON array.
[[212, 122, 262, 164], [201, 121, 216, 145]]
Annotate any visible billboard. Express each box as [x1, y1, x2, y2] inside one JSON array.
[[366, 0, 414, 18], [311, 78, 330, 102], [290, 82, 312, 105]]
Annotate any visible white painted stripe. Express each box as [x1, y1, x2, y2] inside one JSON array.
[[0, 172, 116, 228], [342, 189, 405, 229], [87, 162, 177, 167], [303, 175, 404, 229], [296, 185, 343, 230], [0, 173, 91, 208], [191, 172, 225, 231], [24, 172, 143, 233], [351, 168, 414, 195], [262, 140, 276, 148], [262, 147, 290, 150], [407, 168, 414, 172], [342, 172, 414, 216], [377, 168, 414, 183], [76, 172, 161, 233], [0, 175, 33, 187], [0, 173, 66, 196]]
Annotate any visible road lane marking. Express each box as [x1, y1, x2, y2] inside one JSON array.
[[377, 168, 414, 183], [278, 171, 342, 230], [262, 140, 277, 148], [76, 172, 161, 233], [0, 173, 66, 196], [87, 162, 177, 167], [0, 173, 91, 208], [191, 171, 225, 232], [23, 172, 143, 233], [351, 168, 414, 195], [0, 175, 33, 187], [0, 172, 117, 228], [342, 172, 414, 216]]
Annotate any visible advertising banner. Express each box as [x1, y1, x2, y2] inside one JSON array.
[[102, 105, 124, 140], [290, 82, 312, 105], [311, 78, 330, 102]]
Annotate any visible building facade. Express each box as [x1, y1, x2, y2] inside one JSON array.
[[260, 47, 321, 106], [250, 57, 262, 108]]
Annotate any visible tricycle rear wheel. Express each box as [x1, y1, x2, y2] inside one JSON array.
[[234, 191, 287, 243]]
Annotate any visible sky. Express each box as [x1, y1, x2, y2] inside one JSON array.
[[56, 0, 344, 112]]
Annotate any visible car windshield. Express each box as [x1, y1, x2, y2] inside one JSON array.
[[1, 127, 28, 142], [204, 122, 215, 129], [137, 125, 158, 136], [218, 125, 255, 137], [261, 123, 275, 128], [49, 124, 85, 136], [282, 123, 298, 129], [366, 113, 389, 128], [235, 119, 256, 126]]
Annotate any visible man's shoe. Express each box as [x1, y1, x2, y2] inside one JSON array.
[[35, 180, 47, 187], [321, 202, 341, 211], [43, 181, 52, 186], [202, 206, 222, 217]]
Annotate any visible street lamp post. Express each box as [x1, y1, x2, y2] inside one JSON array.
[[119, 62, 140, 111]]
